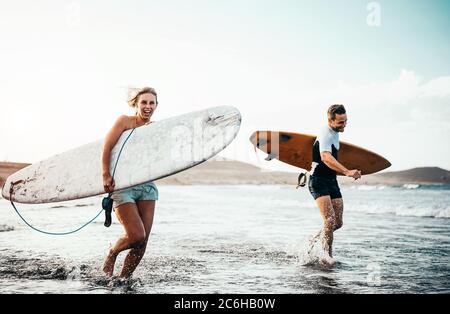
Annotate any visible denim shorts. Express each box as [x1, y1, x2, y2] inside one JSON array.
[[111, 182, 159, 206], [308, 175, 342, 200]]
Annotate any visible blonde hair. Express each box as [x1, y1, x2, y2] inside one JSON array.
[[128, 87, 158, 108]]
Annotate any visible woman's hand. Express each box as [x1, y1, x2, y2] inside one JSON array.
[[103, 173, 115, 193]]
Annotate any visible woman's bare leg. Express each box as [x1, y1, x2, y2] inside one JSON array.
[[119, 200, 156, 278], [102, 202, 146, 277]]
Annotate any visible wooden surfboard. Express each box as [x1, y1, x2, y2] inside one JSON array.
[[249, 131, 391, 175], [2, 106, 241, 204]]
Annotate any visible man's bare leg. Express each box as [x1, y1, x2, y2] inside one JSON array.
[[102, 203, 146, 277], [315, 196, 336, 257], [331, 198, 344, 231]]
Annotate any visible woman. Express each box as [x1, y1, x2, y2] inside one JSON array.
[[101, 87, 159, 278]]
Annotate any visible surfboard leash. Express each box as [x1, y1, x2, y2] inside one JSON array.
[[9, 128, 136, 235], [10, 198, 104, 236]]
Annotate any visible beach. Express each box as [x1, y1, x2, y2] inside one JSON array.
[[2, 160, 449, 188], [1, 0, 449, 298]]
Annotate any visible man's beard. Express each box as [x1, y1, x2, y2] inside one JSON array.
[[332, 126, 344, 132]]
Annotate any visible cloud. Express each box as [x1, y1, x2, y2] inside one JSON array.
[[313, 69, 450, 124], [419, 76, 450, 98]]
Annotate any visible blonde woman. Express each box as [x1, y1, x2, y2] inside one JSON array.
[[101, 87, 159, 278]]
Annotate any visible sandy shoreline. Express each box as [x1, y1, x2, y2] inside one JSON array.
[[1, 160, 449, 189], [0, 160, 298, 188], [0, 162, 31, 188]]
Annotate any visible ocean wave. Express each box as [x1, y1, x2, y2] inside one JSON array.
[[347, 184, 450, 191], [403, 184, 420, 189], [351, 185, 389, 191], [394, 208, 450, 219], [235, 185, 288, 191], [347, 204, 450, 219]]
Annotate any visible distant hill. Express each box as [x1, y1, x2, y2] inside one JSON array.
[[354, 167, 450, 185], [157, 159, 297, 185], [159, 163, 450, 185], [1, 161, 449, 188], [0, 160, 297, 188], [0, 162, 31, 188]]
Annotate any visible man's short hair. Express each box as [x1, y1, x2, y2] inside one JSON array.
[[328, 104, 346, 120]]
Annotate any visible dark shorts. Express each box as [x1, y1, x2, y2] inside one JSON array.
[[308, 175, 342, 200]]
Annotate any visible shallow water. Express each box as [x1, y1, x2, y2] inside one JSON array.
[[0, 184, 449, 294]]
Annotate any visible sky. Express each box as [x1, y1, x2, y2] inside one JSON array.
[[0, 0, 449, 172]]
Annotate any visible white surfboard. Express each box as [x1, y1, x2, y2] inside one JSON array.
[[2, 106, 241, 204]]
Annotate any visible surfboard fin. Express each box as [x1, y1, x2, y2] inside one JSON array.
[[102, 195, 113, 227]]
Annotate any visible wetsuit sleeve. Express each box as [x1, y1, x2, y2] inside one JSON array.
[[318, 130, 333, 153]]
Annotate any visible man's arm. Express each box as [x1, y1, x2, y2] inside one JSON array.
[[320, 151, 361, 179]]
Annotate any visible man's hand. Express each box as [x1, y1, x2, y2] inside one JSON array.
[[321, 152, 362, 179], [345, 169, 362, 180]]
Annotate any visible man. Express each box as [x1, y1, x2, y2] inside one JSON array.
[[307, 104, 361, 265]]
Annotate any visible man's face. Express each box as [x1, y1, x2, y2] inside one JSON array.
[[329, 113, 347, 132]]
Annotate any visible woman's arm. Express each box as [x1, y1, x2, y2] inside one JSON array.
[[102, 115, 128, 192]]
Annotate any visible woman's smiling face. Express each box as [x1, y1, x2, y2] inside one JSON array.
[[136, 93, 157, 120]]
